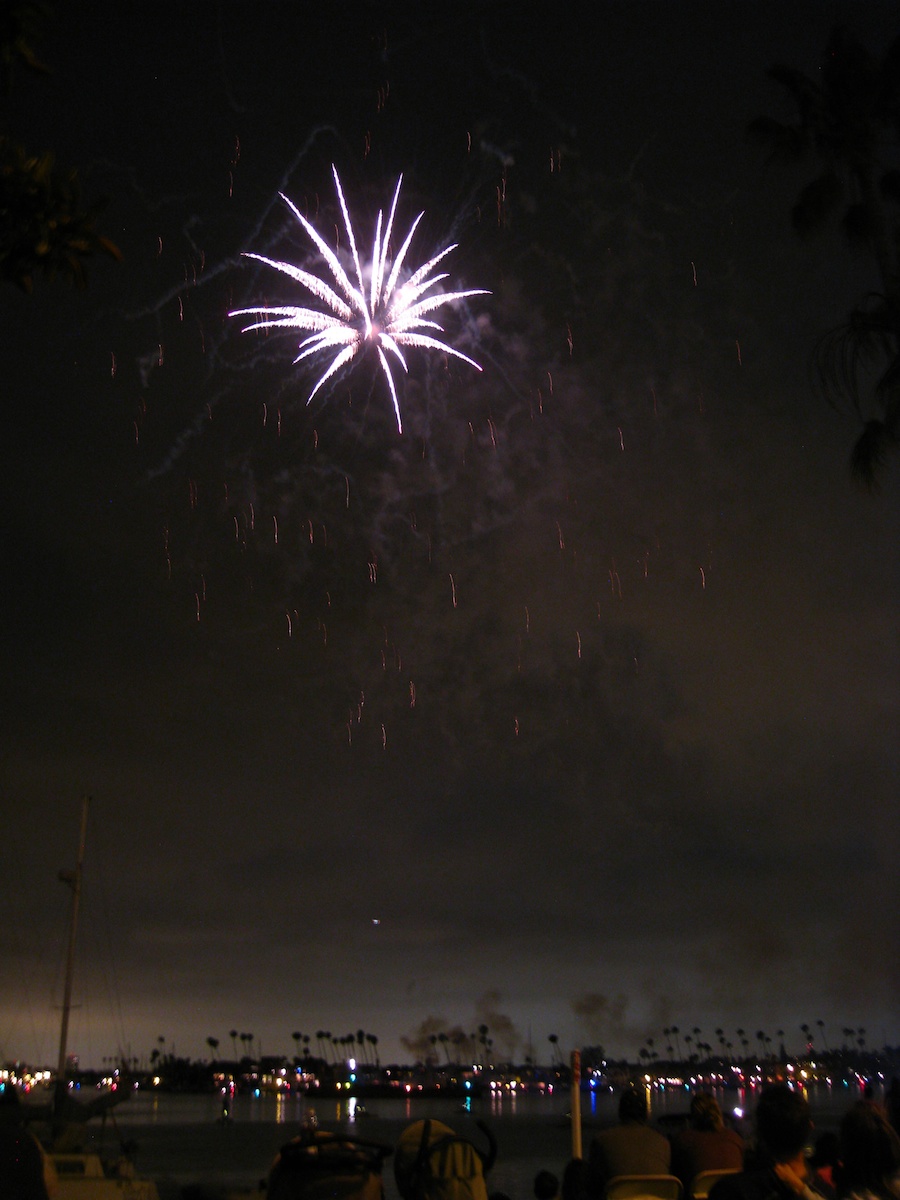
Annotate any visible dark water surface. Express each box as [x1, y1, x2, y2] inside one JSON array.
[[87, 1082, 876, 1198]]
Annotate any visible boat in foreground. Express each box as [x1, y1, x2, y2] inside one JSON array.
[[32, 797, 161, 1199], [50, 1151, 160, 1199]]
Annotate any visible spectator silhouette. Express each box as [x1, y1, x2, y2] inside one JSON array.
[[587, 1087, 671, 1188], [671, 1092, 744, 1186], [0, 1085, 51, 1200], [808, 1131, 840, 1198], [708, 1084, 821, 1200], [834, 1100, 900, 1199], [561, 1156, 591, 1200], [535, 1170, 560, 1200], [886, 1079, 900, 1138]]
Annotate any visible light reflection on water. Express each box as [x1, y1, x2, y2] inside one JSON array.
[[106, 1081, 883, 1196], [116, 1078, 880, 1129]]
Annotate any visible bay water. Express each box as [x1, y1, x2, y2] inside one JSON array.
[[90, 1082, 874, 1198]]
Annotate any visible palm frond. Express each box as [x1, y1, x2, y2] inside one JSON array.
[[791, 170, 844, 236], [745, 115, 808, 163]]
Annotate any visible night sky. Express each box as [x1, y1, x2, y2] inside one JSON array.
[[1, 1, 898, 1071]]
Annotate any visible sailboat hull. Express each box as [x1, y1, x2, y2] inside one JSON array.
[[51, 1152, 160, 1199]]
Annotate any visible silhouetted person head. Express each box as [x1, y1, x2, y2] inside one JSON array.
[[0, 1084, 50, 1200], [809, 1130, 840, 1170], [689, 1092, 724, 1133], [618, 1088, 648, 1124], [754, 1085, 811, 1162], [561, 1156, 591, 1200], [887, 1077, 900, 1135], [838, 1100, 900, 1192], [0, 1085, 24, 1127], [534, 1170, 559, 1200]]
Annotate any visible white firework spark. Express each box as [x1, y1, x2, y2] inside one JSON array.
[[231, 165, 490, 433]]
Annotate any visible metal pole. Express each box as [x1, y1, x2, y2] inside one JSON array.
[[570, 1048, 582, 1159], [54, 795, 90, 1132]]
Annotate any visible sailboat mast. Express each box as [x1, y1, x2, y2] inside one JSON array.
[[55, 795, 90, 1121]]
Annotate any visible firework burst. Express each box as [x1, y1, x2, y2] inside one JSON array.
[[231, 166, 490, 433]]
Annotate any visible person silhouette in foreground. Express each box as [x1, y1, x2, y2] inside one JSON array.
[[587, 1087, 671, 1188], [709, 1084, 825, 1200], [561, 1155, 591, 1200], [671, 1091, 744, 1186], [834, 1100, 900, 1199], [0, 1085, 51, 1200], [534, 1170, 560, 1200]]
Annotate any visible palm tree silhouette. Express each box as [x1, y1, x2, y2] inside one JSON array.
[[478, 1024, 490, 1068], [366, 1033, 380, 1067], [438, 1032, 452, 1065], [548, 1033, 560, 1067], [670, 1025, 682, 1061], [749, 26, 900, 484]]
